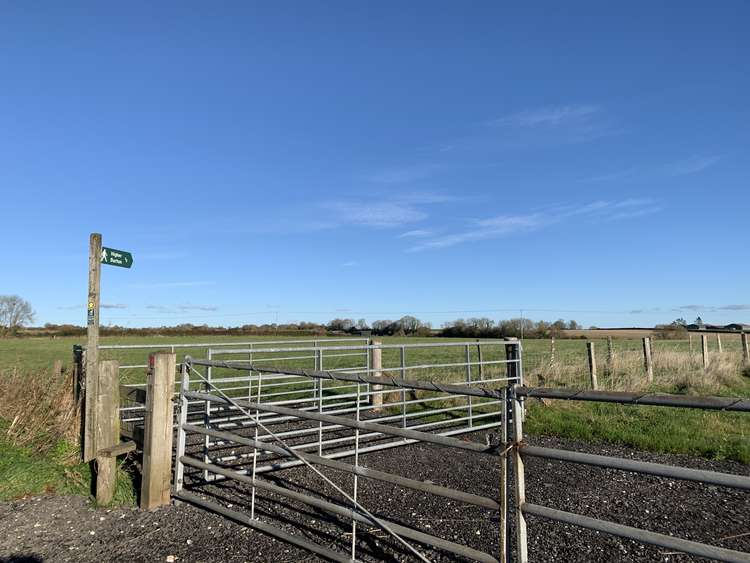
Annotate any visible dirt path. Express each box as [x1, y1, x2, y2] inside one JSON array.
[[1, 435, 748, 562]]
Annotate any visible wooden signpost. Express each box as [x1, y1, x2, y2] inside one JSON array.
[[83, 233, 134, 462]]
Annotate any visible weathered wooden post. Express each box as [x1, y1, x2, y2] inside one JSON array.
[[701, 334, 709, 371], [53, 359, 64, 379], [742, 333, 750, 365], [689, 333, 693, 354], [95, 360, 119, 505], [586, 341, 598, 390], [141, 352, 176, 510], [549, 337, 556, 368], [370, 340, 383, 412], [643, 337, 654, 383], [606, 336, 614, 375], [83, 233, 102, 461], [716, 333, 723, 354]]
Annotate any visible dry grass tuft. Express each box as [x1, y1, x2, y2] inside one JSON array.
[[0, 365, 79, 458]]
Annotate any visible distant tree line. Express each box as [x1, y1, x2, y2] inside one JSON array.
[[327, 316, 433, 336], [440, 317, 581, 339]]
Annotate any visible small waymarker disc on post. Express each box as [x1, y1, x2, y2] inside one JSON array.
[[101, 247, 133, 268]]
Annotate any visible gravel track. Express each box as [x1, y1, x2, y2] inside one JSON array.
[[1, 433, 748, 563]]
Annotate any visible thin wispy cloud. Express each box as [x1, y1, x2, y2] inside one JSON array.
[[482, 104, 619, 147], [488, 105, 601, 128], [675, 304, 750, 313], [341, 261, 359, 267], [321, 193, 454, 229], [667, 155, 720, 176], [408, 199, 661, 252], [398, 229, 433, 239], [128, 281, 215, 289]]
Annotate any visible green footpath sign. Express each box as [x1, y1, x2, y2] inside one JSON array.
[[101, 247, 133, 268]]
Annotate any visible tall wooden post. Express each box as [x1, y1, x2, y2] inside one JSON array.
[[689, 333, 693, 354], [643, 337, 653, 383], [742, 333, 750, 364], [370, 340, 383, 412], [549, 338, 556, 368], [141, 352, 176, 510], [606, 336, 614, 375], [95, 360, 119, 505], [586, 342, 598, 390], [83, 233, 102, 462], [716, 333, 723, 354], [701, 334, 709, 371]]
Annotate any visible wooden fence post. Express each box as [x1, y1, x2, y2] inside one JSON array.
[[141, 352, 176, 510], [701, 334, 709, 371], [606, 336, 614, 375], [689, 333, 693, 354], [742, 333, 750, 365], [370, 340, 383, 412], [643, 337, 653, 383], [95, 360, 119, 505], [716, 333, 723, 354], [549, 338, 556, 368], [53, 359, 64, 379], [83, 232, 102, 462], [586, 342, 598, 390]]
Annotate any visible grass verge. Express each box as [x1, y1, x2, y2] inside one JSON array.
[[525, 400, 750, 464], [0, 365, 137, 505]]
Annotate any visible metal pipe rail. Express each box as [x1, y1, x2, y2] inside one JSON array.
[[509, 385, 750, 563], [186, 358, 509, 400], [183, 390, 494, 454], [207, 339, 511, 354], [522, 503, 750, 563], [521, 445, 750, 491], [178, 457, 500, 563], [175, 491, 354, 563], [516, 386, 750, 412], [96, 337, 369, 350], [184, 423, 500, 510]]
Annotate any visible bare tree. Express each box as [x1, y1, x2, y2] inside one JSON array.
[[0, 295, 35, 335]]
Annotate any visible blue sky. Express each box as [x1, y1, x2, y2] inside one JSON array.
[[1, 2, 748, 329]]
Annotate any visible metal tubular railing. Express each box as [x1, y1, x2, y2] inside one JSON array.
[[510, 384, 750, 563], [516, 386, 750, 412], [184, 423, 500, 509], [189, 358, 508, 400], [521, 445, 750, 491], [183, 390, 496, 454], [522, 504, 750, 563], [173, 341, 522, 563]]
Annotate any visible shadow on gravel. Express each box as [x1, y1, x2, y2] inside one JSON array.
[[187, 476, 410, 562], [1, 556, 44, 563]]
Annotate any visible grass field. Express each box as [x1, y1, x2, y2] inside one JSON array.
[[1, 333, 749, 503]]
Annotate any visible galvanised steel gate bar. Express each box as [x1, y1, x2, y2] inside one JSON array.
[[188, 359, 507, 400], [509, 384, 750, 563], [516, 386, 750, 411], [196, 340, 515, 471]]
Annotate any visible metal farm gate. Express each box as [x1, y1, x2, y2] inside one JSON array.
[[167, 340, 750, 563], [173, 339, 521, 562]]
